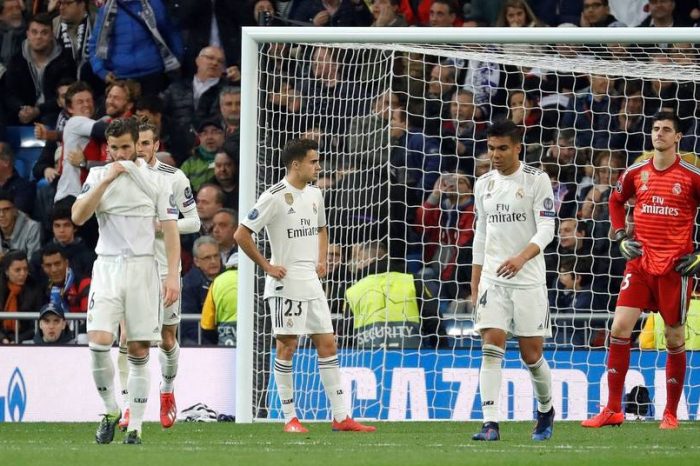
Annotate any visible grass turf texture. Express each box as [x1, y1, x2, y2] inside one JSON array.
[[1, 421, 699, 466]]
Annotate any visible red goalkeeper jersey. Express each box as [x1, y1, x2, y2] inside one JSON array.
[[609, 156, 700, 276]]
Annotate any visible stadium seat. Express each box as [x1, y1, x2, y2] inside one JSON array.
[[5, 126, 45, 180]]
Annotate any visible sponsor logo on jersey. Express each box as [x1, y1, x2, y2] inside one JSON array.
[[487, 204, 527, 223], [640, 196, 679, 216], [640, 171, 649, 191], [248, 208, 259, 220], [285, 193, 294, 205], [287, 207, 296, 214], [673, 183, 682, 195]]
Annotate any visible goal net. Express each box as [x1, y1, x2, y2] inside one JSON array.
[[238, 28, 700, 422]]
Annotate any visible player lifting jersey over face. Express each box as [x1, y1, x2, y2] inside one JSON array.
[[235, 138, 375, 433]]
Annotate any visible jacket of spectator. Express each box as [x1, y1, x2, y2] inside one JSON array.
[[4, 40, 75, 125], [1, 210, 41, 258], [0, 15, 25, 66], [88, 0, 183, 81], [0, 252, 44, 344], [169, 0, 252, 77], [180, 265, 213, 344], [0, 169, 35, 215]]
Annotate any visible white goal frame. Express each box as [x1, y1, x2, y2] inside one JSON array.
[[236, 26, 700, 423]]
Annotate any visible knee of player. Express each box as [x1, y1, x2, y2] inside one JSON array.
[[664, 324, 685, 347], [160, 326, 178, 349], [126, 341, 151, 358]]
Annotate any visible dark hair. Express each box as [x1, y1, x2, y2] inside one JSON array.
[[41, 243, 67, 261], [105, 117, 140, 143], [50, 201, 74, 224], [64, 81, 93, 108], [0, 189, 15, 205], [0, 142, 14, 163], [56, 77, 75, 90], [281, 139, 318, 168], [135, 94, 164, 115], [214, 207, 238, 224], [138, 120, 160, 142], [652, 110, 681, 133], [2, 250, 28, 277], [432, 0, 459, 15], [487, 119, 522, 144], [29, 12, 53, 28]]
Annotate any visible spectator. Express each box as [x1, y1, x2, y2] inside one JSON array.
[[88, 0, 183, 95], [181, 235, 222, 345], [541, 162, 577, 219], [181, 119, 225, 191], [544, 217, 593, 287], [209, 148, 238, 209], [469, 0, 507, 25], [134, 94, 165, 141], [52, 0, 98, 87], [639, 0, 690, 27], [548, 256, 595, 346], [427, 0, 460, 26], [345, 241, 445, 349], [415, 171, 475, 300], [312, 0, 373, 27], [0, 0, 26, 66], [31, 302, 75, 344], [444, 89, 487, 175], [31, 203, 95, 278], [0, 250, 43, 344], [53, 80, 96, 202], [370, 0, 408, 26], [211, 208, 237, 264], [5, 12, 75, 125], [495, 0, 544, 27], [609, 80, 649, 162], [161, 45, 225, 163], [200, 252, 238, 346], [253, 0, 324, 25], [347, 90, 398, 167], [579, 0, 626, 27], [195, 183, 224, 235], [566, 74, 621, 150], [0, 190, 41, 257], [217, 86, 241, 137], [0, 142, 35, 214], [39, 243, 90, 316]]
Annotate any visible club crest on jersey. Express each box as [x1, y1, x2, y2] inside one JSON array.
[[248, 208, 259, 220], [515, 187, 525, 199], [672, 183, 682, 195], [285, 193, 294, 205]]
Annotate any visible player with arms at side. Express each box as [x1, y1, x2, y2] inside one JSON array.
[[582, 111, 700, 430], [72, 117, 181, 445], [471, 119, 556, 442], [114, 121, 200, 431], [234, 138, 375, 433]]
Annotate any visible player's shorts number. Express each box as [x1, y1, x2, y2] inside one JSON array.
[[479, 290, 488, 307], [283, 299, 303, 317], [620, 273, 632, 291]]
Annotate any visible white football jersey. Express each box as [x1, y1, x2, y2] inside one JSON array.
[[241, 177, 326, 300], [55, 115, 95, 202], [78, 161, 177, 256], [151, 160, 198, 276], [472, 163, 555, 288]]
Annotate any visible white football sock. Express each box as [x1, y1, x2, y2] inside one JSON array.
[[318, 355, 348, 422], [526, 356, 553, 413], [480, 344, 505, 424], [117, 345, 129, 407], [159, 342, 179, 393], [89, 343, 119, 414], [274, 358, 296, 421], [126, 353, 151, 433]]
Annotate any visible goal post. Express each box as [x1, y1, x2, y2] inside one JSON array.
[[237, 27, 700, 424]]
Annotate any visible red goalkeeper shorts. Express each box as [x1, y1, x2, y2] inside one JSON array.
[[616, 259, 692, 326]]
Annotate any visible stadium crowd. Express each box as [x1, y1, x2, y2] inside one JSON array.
[[0, 0, 699, 349]]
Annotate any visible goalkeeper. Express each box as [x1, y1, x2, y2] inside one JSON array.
[[583, 111, 700, 430]]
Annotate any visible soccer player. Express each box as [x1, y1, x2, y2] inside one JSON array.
[[115, 121, 200, 431], [471, 119, 556, 441], [234, 138, 375, 433], [582, 111, 700, 430], [72, 117, 181, 445]]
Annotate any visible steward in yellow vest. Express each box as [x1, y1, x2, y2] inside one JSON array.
[[201, 254, 239, 346]]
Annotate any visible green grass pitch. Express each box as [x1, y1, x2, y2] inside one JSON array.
[[1, 421, 699, 466]]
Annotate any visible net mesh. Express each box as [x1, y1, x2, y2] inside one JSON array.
[[250, 40, 700, 421]]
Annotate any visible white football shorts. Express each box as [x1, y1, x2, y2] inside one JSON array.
[[267, 296, 334, 336], [473, 277, 551, 338], [87, 255, 162, 342], [161, 276, 182, 327]]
